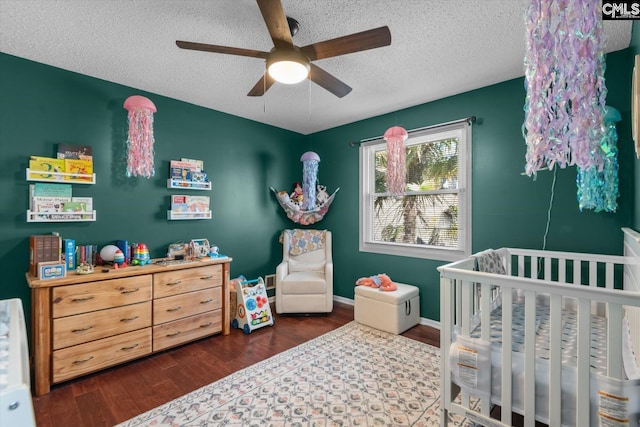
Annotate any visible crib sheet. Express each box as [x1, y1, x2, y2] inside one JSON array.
[[450, 296, 640, 426]]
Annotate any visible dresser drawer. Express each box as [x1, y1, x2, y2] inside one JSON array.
[[153, 264, 222, 298], [52, 275, 152, 318], [52, 301, 152, 350], [153, 310, 222, 352], [52, 328, 151, 383], [153, 287, 222, 325]]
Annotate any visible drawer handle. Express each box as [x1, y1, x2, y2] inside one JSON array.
[[121, 288, 139, 295], [200, 275, 214, 280], [120, 315, 139, 323], [166, 331, 181, 338], [71, 325, 94, 333], [200, 298, 213, 304], [121, 343, 139, 351], [167, 306, 182, 312], [200, 322, 213, 328], [72, 356, 94, 365], [167, 280, 182, 286], [70, 295, 94, 302]]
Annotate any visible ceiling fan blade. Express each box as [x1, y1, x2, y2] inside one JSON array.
[[176, 40, 269, 59], [300, 26, 391, 61], [309, 64, 352, 98], [256, 0, 293, 49], [247, 73, 277, 97]]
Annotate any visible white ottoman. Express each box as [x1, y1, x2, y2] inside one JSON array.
[[354, 282, 420, 334]]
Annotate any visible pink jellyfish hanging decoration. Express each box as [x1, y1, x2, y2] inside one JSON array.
[[300, 151, 320, 210], [123, 95, 157, 178], [522, 0, 607, 176], [384, 126, 408, 197]]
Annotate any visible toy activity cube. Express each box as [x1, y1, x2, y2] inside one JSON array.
[[354, 282, 420, 334], [231, 277, 274, 334]]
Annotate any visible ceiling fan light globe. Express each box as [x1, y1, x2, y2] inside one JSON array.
[[268, 60, 309, 84]]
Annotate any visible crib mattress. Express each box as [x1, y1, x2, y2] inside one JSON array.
[[450, 298, 640, 426]]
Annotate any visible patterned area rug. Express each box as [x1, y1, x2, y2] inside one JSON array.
[[116, 322, 472, 426]]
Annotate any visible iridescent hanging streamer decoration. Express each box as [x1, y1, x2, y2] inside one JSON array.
[[300, 151, 320, 210], [577, 106, 620, 212], [522, 0, 607, 176], [384, 126, 408, 197], [123, 95, 157, 178]]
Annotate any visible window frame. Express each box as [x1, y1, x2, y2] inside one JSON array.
[[358, 121, 472, 262]]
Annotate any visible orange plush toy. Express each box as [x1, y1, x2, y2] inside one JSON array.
[[355, 273, 398, 291]]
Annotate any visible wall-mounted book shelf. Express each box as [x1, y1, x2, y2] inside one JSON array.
[[167, 210, 212, 220], [26, 169, 96, 184], [27, 210, 97, 223], [166, 179, 211, 191]]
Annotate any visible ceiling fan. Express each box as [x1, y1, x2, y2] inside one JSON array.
[[176, 0, 391, 98]]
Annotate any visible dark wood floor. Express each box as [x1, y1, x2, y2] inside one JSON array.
[[32, 302, 440, 427]]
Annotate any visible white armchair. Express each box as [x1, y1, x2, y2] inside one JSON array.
[[275, 229, 333, 314]]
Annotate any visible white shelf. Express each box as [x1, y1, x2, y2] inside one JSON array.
[[27, 210, 96, 223], [167, 179, 211, 190], [26, 168, 96, 184], [167, 210, 212, 220]]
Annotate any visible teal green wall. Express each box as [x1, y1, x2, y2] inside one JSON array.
[[1, 43, 636, 324], [0, 52, 304, 317], [311, 50, 635, 321]]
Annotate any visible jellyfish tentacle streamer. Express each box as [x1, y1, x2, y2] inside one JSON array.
[[123, 95, 157, 178]]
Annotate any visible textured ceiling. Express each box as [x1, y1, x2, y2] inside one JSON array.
[[0, 1, 632, 135]]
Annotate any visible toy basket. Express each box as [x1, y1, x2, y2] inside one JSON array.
[[231, 276, 274, 334]]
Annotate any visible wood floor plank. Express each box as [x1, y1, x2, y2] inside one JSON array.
[[32, 302, 438, 427]]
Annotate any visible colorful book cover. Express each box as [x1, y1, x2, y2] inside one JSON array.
[[64, 158, 93, 181], [63, 239, 76, 270], [71, 196, 93, 219], [170, 160, 198, 182], [29, 156, 65, 180], [32, 196, 71, 212], [33, 183, 73, 198], [171, 195, 189, 212], [57, 143, 93, 160], [180, 158, 204, 172], [186, 195, 210, 213]]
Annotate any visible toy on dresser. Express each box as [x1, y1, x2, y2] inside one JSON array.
[[231, 276, 274, 334]]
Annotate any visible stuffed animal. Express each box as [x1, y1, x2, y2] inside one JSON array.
[[290, 182, 304, 205], [355, 273, 397, 291], [316, 184, 329, 206]]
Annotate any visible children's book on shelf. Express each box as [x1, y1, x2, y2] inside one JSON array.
[[64, 158, 93, 181], [171, 195, 210, 217], [29, 156, 65, 180], [31, 196, 71, 213], [181, 158, 204, 172], [71, 197, 93, 219], [30, 183, 73, 198], [57, 143, 93, 161], [170, 160, 199, 182]]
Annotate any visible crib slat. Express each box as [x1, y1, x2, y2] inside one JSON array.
[[574, 258, 581, 284], [501, 288, 513, 426], [605, 262, 614, 289], [544, 256, 551, 280], [607, 303, 623, 379], [480, 283, 491, 417], [590, 261, 597, 287], [440, 274, 453, 427], [524, 290, 536, 427], [576, 298, 591, 426], [549, 294, 562, 427], [559, 258, 566, 283]]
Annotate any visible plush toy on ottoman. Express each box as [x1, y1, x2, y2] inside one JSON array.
[[354, 274, 420, 334]]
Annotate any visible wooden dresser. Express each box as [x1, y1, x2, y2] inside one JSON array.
[[26, 257, 232, 396]]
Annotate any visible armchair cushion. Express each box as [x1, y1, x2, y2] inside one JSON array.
[[288, 258, 325, 272], [281, 271, 327, 294]]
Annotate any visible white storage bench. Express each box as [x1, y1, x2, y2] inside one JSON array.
[[354, 282, 420, 334]]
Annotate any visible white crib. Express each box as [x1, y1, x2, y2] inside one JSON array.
[[438, 227, 640, 427]]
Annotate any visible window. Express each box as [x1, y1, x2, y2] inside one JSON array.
[[359, 121, 471, 261]]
